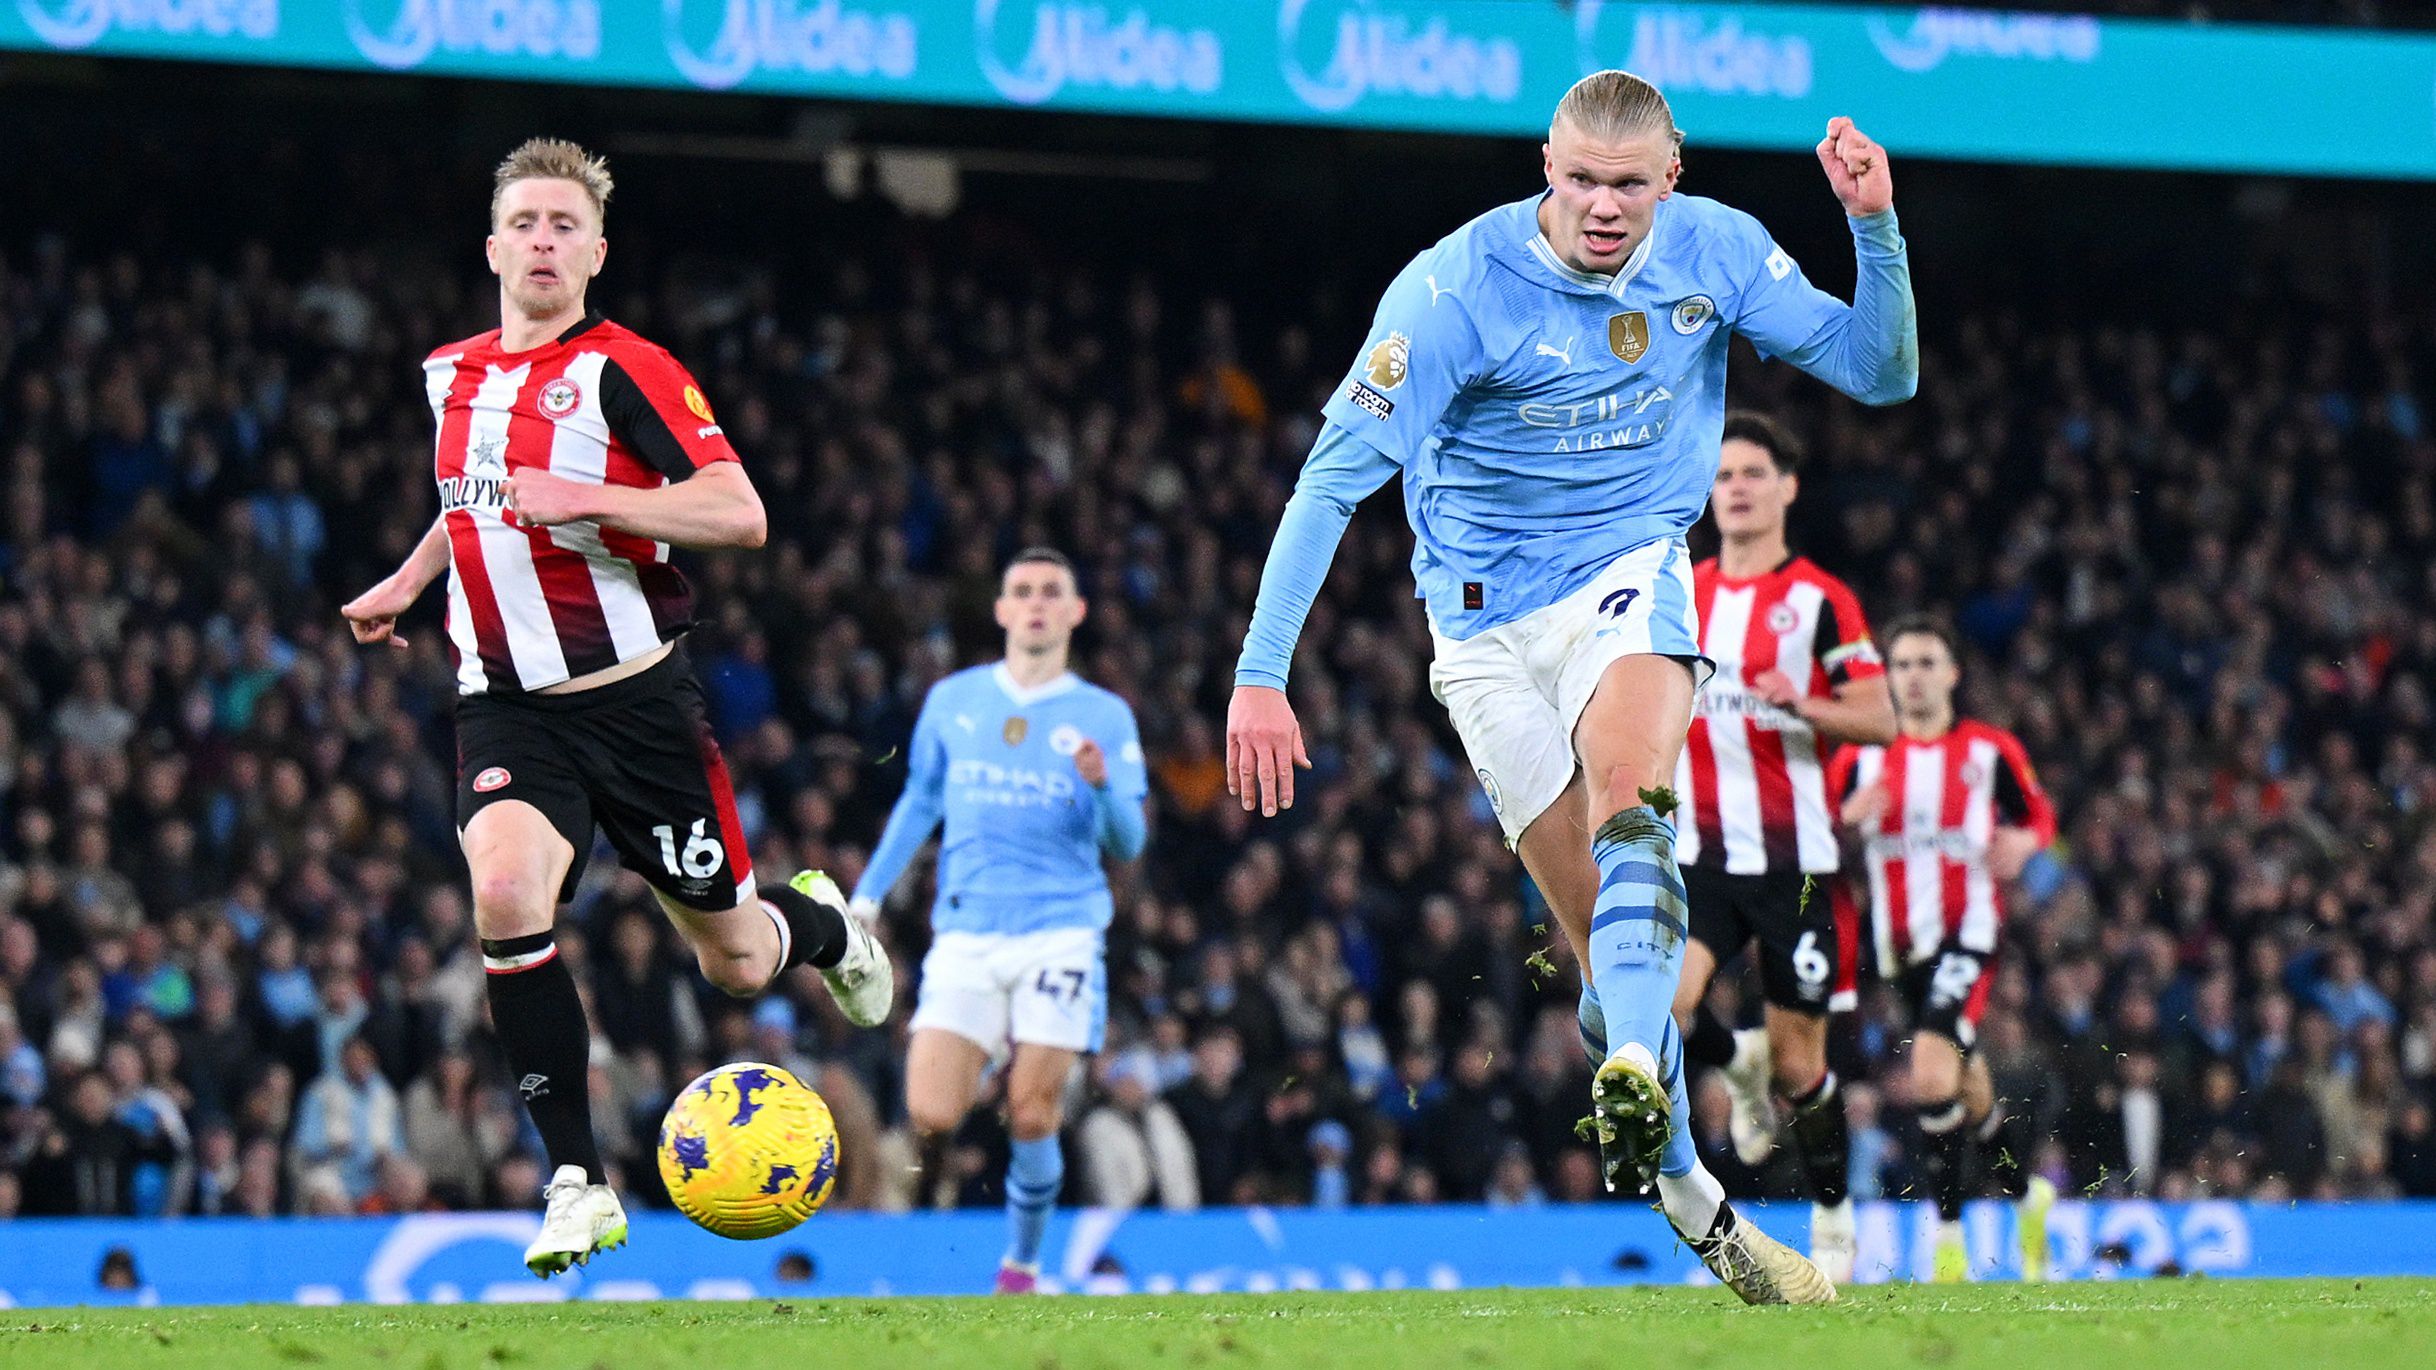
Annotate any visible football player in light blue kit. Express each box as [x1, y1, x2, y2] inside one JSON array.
[[1228, 72, 1915, 1305], [855, 547, 1148, 1294]]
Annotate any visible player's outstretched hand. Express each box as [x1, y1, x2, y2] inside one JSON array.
[[1840, 780, 1889, 828], [1750, 668, 1802, 708], [1817, 117, 1893, 217], [1227, 684, 1312, 818], [504, 467, 591, 528], [1988, 825, 2040, 881], [341, 577, 417, 650], [1074, 738, 1108, 789]]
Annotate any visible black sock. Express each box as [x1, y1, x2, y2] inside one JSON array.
[[1786, 1070, 1851, 1208], [1689, 1200, 1739, 1249], [760, 880, 849, 970], [483, 933, 604, 1185], [1976, 1107, 2022, 1198], [1685, 1005, 1738, 1071], [914, 1130, 955, 1211], [1916, 1095, 1968, 1222]]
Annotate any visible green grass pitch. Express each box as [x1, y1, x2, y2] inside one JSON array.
[[4, 1280, 2431, 1370]]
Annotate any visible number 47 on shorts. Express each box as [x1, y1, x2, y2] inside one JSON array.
[[1032, 968, 1087, 1004]]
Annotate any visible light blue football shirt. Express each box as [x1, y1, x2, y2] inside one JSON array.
[[1237, 191, 1915, 687], [856, 663, 1148, 937]]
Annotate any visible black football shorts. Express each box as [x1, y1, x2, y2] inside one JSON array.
[[454, 647, 754, 912], [1684, 864, 1837, 1014]]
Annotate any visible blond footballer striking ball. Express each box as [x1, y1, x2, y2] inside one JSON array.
[[658, 1062, 840, 1239]]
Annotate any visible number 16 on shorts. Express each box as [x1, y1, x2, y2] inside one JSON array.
[[653, 819, 726, 880]]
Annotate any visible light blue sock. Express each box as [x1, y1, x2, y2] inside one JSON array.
[[1004, 1134, 1063, 1269], [1655, 1014, 1696, 1177], [1578, 990, 1697, 1177], [1587, 805, 1689, 1061], [1576, 990, 1608, 1066]]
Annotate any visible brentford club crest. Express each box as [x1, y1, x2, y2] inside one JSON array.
[[1767, 603, 1800, 635], [538, 378, 581, 418], [473, 767, 512, 793]]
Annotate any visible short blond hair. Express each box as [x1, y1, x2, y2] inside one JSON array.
[[1552, 70, 1684, 148], [491, 137, 612, 227]]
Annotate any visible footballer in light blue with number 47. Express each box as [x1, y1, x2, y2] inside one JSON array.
[[1229, 70, 1916, 1305], [856, 547, 1148, 1295]]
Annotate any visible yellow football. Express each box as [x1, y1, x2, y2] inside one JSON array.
[[657, 1062, 840, 1239]]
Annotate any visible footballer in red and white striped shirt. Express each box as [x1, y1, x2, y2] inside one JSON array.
[[1824, 616, 2056, 1270], [1825, 621, 2055, 1008], [420, 314, 733, 697], [1667, 413, 1895, 1285], [339, 140, 890, 1279]]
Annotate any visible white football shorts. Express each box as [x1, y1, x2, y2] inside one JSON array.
[[1428, 536, 1706, 845], [910, 926, 1107, 1060]]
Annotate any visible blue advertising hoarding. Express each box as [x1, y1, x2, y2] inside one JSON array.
[[0, 3, 2433, 179], [2, 1200, 2433, 1308]]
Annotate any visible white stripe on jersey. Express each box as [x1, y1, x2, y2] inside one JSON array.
[[465, 363, 571, 688], [446, 550, 485, 695], [1856, 748, 1897, 978], [540, 352, 665, 662], [1774, 580, 1838, 872], [1702, 586, 1767, 873], [1959, 736, 2001, 953], [1900, 744, 1947, 967], [431, 353, 488, 695], [424, 353, 461, 424]]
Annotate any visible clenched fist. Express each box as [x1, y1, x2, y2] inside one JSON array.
[[1817, 117, 1894, 218], [504, 467, 593, 528]]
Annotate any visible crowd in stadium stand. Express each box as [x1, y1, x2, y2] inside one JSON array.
[[2, 172, 2434, 1226]]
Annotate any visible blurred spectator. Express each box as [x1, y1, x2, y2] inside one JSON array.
[[402, 1050, 513, 1209], [1169, 1027, 1255, 1205], [1076, 1053, 1198, 1212], [292, 1035, 402, 1205], [358, 1153, 440, 1216], [96, 1247, 143, 1293], [16, 1071, 154, 1215]]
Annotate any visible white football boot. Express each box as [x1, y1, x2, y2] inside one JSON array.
[[524, 1164, 628, 1278], [1810, 1198, 1857, 1285], [1722, 1027, 1779, 1167], [1691, 1206, 1839, 1305], [793, 870, 894, 1028]]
